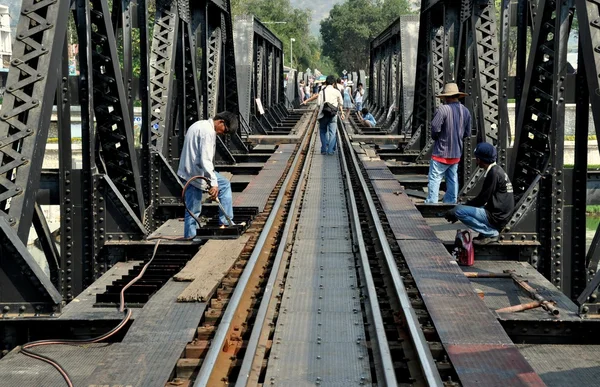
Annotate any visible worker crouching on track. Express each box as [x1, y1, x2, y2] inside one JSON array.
[[425, 83, 471, 204], [177, 111, 239, 239], [444, 143, 515, 245]]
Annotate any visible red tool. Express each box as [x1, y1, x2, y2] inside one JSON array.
[[454, 229, 474, 266]]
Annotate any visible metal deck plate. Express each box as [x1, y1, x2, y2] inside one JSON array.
[[0, 280, 205, 386], [465, 261, 580, 321], [265, 142, 370, 385], [234, 145, 294, 211], [363, 159, 545, 386], [517, 344, 600, 386]]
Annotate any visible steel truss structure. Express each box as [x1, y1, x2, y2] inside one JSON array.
[[368, 17, 419, 135], [370, 0, 600, 312], [0, 0, 249, 315], [233, 15, 287, 135]]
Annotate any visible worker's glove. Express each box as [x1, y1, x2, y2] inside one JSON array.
[[444, 207, 458, 223]]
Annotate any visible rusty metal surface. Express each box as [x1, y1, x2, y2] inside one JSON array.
[[363, 159, 545, 386], [447, 344, 546, 386], [465, 261, 580, 321], [517, 344, 600, 385]]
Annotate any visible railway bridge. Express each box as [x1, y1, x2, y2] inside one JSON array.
[[0, 0, 599, 386]]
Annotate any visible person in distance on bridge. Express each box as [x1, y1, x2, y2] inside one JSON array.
[[357, 107, 376, 128], [444, 142, 515, 245], [177, 112, 239, 238], [302, 75, 344, 155], [354, 83, 365, 112], [424, 82, 472, 204]]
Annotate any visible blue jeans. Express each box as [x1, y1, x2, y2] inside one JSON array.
[[318, 115, 338, 154], [356, 102, 362, 112], [184, 172, 234, 238], [425, 159, 459, 203], [455, 205, 498, 237]]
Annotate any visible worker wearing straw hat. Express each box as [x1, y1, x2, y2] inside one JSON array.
[[424, 82, 472, 204]]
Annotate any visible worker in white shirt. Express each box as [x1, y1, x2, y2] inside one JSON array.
[[177, 112, 239, 238]]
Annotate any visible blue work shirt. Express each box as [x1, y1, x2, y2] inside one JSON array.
[[431, 102, 471, 159], [364, 113, 376, 127]]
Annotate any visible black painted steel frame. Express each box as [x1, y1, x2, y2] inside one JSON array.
[[0, 0, 245, 315], [371, 0, 600, 309]]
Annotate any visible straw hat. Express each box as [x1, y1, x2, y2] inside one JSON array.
[[436, 83, 468, 98]]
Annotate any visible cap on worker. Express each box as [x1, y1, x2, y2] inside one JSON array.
[[436, 82, 468, 98], [474, 142, 497, 164]]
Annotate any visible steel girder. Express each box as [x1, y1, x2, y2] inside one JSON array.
[[234, 15, 284, 134], [573, 0, 600, 310], [0, 0, 70, 314], [506, 0, 573, 294], [0, 0, 245, 315], [368, 17, 419, 134]]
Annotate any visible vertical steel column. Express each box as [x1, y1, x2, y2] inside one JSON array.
[[575, 0, 600, 295], [77, 0, 98, 287], [509, 0, 573, 291], [572, 46, 589, 300], [58, 35, 74, 300]]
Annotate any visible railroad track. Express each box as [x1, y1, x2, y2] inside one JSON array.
[[168, 113, 458, 386]]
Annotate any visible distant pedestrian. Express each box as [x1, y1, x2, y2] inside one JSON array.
[[425, 82, 471, 204], [357, 108, 376, 127], [302, 75, 344, 154], [336, 78, 344, 96], [304, 83, 311, 99], [343, 82, 354, 116], [298, 80, 306, 103], [354, 83, 365, 112]]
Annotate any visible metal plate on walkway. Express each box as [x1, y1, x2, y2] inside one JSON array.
[[0, 281, 205, 386], [465, 261, 580, 321], [517, 344, 600, 386], [362, 158, 545, 386], [265, 142, 370, 385]]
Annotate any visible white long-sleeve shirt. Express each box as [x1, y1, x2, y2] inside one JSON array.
[[177, 119, 218, 189]]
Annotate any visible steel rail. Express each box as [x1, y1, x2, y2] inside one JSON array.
[[194, 110, 316, 386], [339, 120, 444, 387], [234, 118, 318, 387], [336, 121, 398, 385]]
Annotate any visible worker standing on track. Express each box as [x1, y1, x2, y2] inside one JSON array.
[[177, 112, 239, 238], [302, 75, 344, 155], [444, 142, 515, 245], [425, 82, 471, 204]]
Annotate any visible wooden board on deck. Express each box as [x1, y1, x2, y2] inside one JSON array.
[[175, 234, 250, 302]]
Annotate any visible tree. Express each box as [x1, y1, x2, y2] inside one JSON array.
[[232, 0, 319, 71], [320, 0, 415, 73]]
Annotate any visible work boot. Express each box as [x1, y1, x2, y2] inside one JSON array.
[[473, 234, 499, 245]]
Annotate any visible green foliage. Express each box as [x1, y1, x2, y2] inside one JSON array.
[[232, 0, 330, 73], [320, 0, 416, 73]]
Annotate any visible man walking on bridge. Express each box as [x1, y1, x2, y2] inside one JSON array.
[[178, 112, 239, 238], [425, 82, 471, 204], [445, 142, 515, 245], [302, 75, 344, 154]]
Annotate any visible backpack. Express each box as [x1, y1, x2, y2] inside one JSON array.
[[454, 229, 474, 266], [321, 87, 338, 117]]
